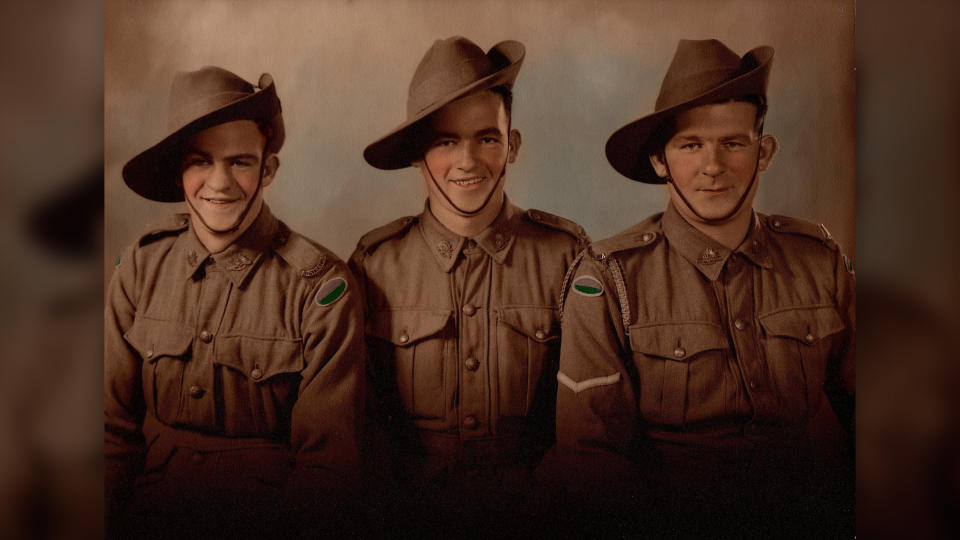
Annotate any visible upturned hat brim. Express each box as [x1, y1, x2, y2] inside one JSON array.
[[122, 73, 284, 202], [363, 40, 525, 171], [606, 45, 774, 184]]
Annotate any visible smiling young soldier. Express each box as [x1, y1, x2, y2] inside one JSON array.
[[541, 40, 855, 537], [351, 36, 588, 535], [105, 67, 365, 537]]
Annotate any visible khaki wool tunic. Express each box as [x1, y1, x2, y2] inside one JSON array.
[[545, 203, 855, 531], [350, 198, 588, 490], [104, 205, 365, 533]]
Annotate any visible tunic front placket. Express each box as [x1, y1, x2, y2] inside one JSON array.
[[452, 240, 492, 438]]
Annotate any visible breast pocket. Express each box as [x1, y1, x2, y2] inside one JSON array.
[[759, 305, 846, 419], [367, 309, 452, 420], [496, 307, 560, 418], [213, 336, 305, 435], [628, 322, 729, 428], [123, 318, 193, 425]]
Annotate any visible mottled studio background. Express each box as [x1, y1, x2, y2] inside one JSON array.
[[6, 1, 960, 539], [105, 0, 855, 279]]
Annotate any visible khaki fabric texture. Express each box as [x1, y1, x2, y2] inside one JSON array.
[[546, 202, 855, 518], [351, 197, 587, 496], [104, 205, 366, 530]]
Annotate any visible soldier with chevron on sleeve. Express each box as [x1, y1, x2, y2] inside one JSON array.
[[539, 39, 855, 538]]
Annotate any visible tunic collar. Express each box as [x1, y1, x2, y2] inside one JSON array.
[[176, 204, 279, 287], [662, 203, 773, 282], [417, 196, 519, 273]]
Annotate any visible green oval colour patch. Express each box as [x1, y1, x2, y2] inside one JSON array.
[[316, 277, 347, 307], [573, 275, 603, 297]]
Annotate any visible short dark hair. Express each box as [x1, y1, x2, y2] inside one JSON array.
[[488, 85, 514, 125], [409, 85, 515, 162], [646, 94, 767, 160]]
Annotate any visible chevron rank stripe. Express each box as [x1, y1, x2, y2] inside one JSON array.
[[315, 277, 347, 307], [572, 275, 604, 297]]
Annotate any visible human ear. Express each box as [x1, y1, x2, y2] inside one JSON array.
[[757, 134, 779, 172], [507, 129, 521, 163], [261, 154, 280, 187], [648, 152, 669, 178]]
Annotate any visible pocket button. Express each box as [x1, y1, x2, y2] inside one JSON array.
[[250, 367, 263, 380]]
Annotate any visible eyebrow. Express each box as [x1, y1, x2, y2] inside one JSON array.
[[431, 127, 504, 140], [184, 148, 261, 161]]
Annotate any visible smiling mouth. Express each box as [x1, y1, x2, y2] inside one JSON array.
[[201, 196, 240, 205], [451, 177, 484, 187]]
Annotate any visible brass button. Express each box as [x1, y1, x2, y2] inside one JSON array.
[[399, 333, 409, 344], [189, 385, 204, 398], [250, 367, 263, 380], [772, 219, 782, 228], [805, 333, 815, 343], [494, 233, 506, 250], [465, 357, 479, 371], [535, 329, 546, 340], [641, 232, 654, 243], [199, 330, 212, 343], [749, 381, 757, 389], [191, 452, 204, 465], [463, 416, 479, 429], [673, 347, 686, 358], [462, 304, 476, 316], [734, 319, 747, 331], [144, 349, 154, 359]]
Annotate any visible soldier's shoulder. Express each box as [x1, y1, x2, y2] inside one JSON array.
[[591, 212, 664, 257], [354, 215, 418, 255], [134, 213, 191, 248], [273, 221, 342, 280], [524, 208, 588, 243], [762, 213, 839, 250]]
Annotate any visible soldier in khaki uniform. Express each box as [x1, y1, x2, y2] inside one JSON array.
[[105, 67, 365, 538], [351, 37, 588, 534], [541, 40, 855, 537]]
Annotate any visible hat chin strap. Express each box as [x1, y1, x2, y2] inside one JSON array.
[[425, 156, 508, 218], [664, 126, 763, 224], [184, 149, 267, 235]]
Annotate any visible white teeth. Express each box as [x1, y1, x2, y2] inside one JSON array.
[[453, 178, 483, 186]]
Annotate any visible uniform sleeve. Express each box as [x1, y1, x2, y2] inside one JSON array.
[[827, 248, 855, 433], [287, 260, 367, 503], [535, 254, 639, 502], [103, 244, 145, 522]]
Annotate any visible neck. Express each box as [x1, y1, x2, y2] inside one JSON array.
[[680, 205, 754, 250], [428, 192, 504, 238], [191, 199, 263, 254]]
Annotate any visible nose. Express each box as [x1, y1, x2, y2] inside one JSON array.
[[701, 144, 724, 177], [456, 141, 479, 171], [206, 161, 235, 191]]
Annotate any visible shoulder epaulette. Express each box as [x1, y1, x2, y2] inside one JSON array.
[[764, 214, 837, 248], [274, 223, 334, 280], [591, 213, 663, 257], [355, 216, 417, 254], [525, 209, 588, 244], [136, 213, 190, 246]]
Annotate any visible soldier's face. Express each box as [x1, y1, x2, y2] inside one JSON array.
[[415, 90, 518, 214], [180, 120, 276, 235], [650, 101, 777, 223]]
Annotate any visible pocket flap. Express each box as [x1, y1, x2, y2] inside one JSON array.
[[759, 305, 845, 343], [123, 318, 193, 362], [214, 336, 305, 381], [628, 322, 727, 360], [497, 306, 560, 343], [367, 309, 452, 346]]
